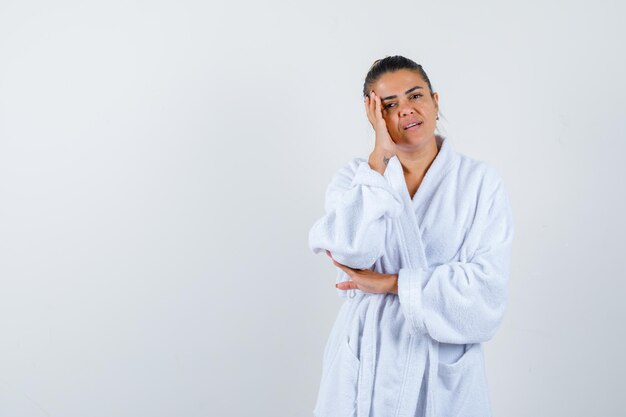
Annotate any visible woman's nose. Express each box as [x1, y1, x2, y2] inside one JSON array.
[[399, 106, 415, 116]]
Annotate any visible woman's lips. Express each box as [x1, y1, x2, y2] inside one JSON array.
[[404, 122, 423, 131]]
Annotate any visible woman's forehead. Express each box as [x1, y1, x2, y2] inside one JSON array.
[[374, 70, 426, 98], [375, 70, 425, 93]]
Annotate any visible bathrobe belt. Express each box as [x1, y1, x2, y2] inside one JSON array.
[[425, 337, 440, 417], [355, 292, 379, 417]]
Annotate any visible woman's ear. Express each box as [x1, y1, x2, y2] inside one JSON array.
[[432, 91, 439, 117], [432, 91, 439, 107]]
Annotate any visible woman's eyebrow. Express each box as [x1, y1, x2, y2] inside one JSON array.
[[381, 86, 423, 101]]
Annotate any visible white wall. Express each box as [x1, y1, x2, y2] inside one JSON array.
[[1, 1, 624, 416]]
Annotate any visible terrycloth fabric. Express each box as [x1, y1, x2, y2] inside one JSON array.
[[308, 134, 514, 417]]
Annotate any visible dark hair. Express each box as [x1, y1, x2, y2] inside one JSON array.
[[363, 55, 434, 98]]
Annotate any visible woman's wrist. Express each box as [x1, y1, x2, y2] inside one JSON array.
[[368, 149, 394, 175], [389, 273, 399, 294]]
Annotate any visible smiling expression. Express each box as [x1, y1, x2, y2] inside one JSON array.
[[371, 69, 439, 147]]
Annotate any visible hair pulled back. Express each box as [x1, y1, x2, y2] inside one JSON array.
[[362, 55, 435, 99]]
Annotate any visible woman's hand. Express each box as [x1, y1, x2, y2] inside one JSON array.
[[326, 250, 398, 294], [365, 91, 396, 174]]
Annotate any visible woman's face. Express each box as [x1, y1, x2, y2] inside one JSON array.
[[371, 69, 439, 148]]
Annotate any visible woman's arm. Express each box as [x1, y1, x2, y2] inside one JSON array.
[[397, 177, 515, 344], [308, 157, 403, 270], [309, 91, 402, 270]]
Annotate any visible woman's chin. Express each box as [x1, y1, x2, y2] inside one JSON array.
[[395, 137, 433, 152], [394, 132, 435, 152]]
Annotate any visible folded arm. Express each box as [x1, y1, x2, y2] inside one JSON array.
[[397, 179, 515, 344]]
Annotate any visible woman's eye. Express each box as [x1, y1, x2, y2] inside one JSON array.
[[383, 95, 421, 109]]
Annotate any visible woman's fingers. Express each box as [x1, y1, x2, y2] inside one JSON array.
[[367, 91, 386, 132], [326, 252, 395, 294], [365, 94, 374, 125], [336, 281, 358, 290], [368, 91, 376, 111], [365, 91, 380, 127], [373, 92, 384, 121]]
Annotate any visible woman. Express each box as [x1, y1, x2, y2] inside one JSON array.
[[308, 56, 514, 417]]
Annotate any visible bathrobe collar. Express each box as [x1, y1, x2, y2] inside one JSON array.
[[385, 134, 458, 210], [383, 134, 460, 272]]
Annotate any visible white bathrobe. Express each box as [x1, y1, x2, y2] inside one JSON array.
[[308, 135, 514, 417]]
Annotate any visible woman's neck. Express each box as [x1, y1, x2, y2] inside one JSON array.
[[396, 135, 441, 177]]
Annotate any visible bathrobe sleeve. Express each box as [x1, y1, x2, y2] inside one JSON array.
[[397, 174, 514, 344], [308, 158, 404, 270]]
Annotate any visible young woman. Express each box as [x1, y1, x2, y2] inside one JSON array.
[[308, 56, 514, 417]]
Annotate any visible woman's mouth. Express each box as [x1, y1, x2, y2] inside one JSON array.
[[404, 122, 423, 131]]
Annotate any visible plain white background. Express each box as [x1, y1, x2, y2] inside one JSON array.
[[1, 1, 624, 416]]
